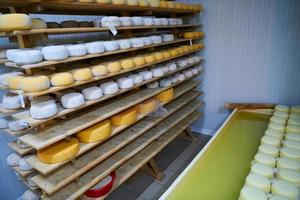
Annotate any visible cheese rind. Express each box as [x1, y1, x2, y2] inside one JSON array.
[[138, 99, 157, 114], [277, 157, 300, 171], [254, 153, 276, 167], [273, 111, 289, 119], [264, 129, 283, 139], [31, 18, 47, 29], [119, 17, 132, 26], [156, 88, 174, 103], [20, 75, 50, 93], [82, 87, 103, 100], [259, 144, 279, 157], [90, 64, 108, 77], [6, 153, 21, 167], [61, 93, 85, 109], [278, 168, 300, 186], [288, 118, 300, 126], [117, 77, 134, 89], [19, 158, 33, 171], [151, 68, 164, 77], [101, 82, 119, 95], [261, 135, 281, 147], [251, 163, 274, 179], [280, 147, 300, 161], [271, 180, 299, 200], [146, 81, 159, 89], [291, 106, 300, 114], [268, 123, 285, 132], [139, 71, 153, 80], [76, 120, 111, 143], [42, 45, 69, 61], [30, 96, 58, 119], [2, 93, 23, 109], [84, 42, 105, 54], [275, 105, 289, 113], [71, 68, 92, 81], [117, 39, 131, 50], [8, 120, 28, 132], [111, 108, 137, 126], [239, 186, 268, 200], [144, 54, 156, 63], [128, 74, 143, 84], [286, 125, 300, 134], [283, 140, 300, 150], [121, 59, 135, 69], [7, 75, 24, 90], [66, 44, 87, 57], [159, 79, 172, 87], [37, 138, 80, 164], [50, 72, 74, 86], [133, 56, 145, 66], [106, 61, 121, 73], [285, 133, 300, 142], [102, 41, 119, 51], [11, 49, 43, 65], [245, 173, 271, 193], [0, 14, 32, 31]]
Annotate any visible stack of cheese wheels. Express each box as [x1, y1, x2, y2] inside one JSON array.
[[239, 105, 300, 200], [181, 31, 205, 39], [156, 88, 174, 103], [111, 107, 137, 126]]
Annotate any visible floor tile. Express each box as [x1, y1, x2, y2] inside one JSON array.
[[139, 182, 167, 200], [154, 153, 176, 171], [106, 187, 138, 200], [167, 158, 187, 172], [122, 171, 154, 196], [154, 169, 176, 186]]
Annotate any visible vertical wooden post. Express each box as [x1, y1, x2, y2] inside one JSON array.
[[146, 158, 164, 181]]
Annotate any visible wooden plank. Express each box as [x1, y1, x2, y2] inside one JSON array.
[[224, 103, 276, 110], [5, 39, 202, 69], [0, 104, 25, 115], [19, 79, 200, 150], [13, 166, 34, 178], [2, 128, 31, 137], [39, 100, 202, 198], [8, 141, 34, 156], [27, 88, 201, 175]]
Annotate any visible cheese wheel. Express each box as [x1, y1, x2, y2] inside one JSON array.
[[261, 135, 281, 147], [82, 87, 103, 100], [0, 118, 8, 129], [9, 120, 28, 132], [156, 88, 174, 103], [78, 21, 93, 27], [131, 17, 143, 26], [76, 120, 111, 143], [2, 93, 22, 110], [270, 116, 286, 125], [126, 0, 138, 6], [285, 133, 300, 142], [7, 75, 24, 90], [177, 18, 183, 25], [177, 59, 188, 67], [275, 105, 289, 113], [175, 73, 185, 81], [146, 81, 159, 89], [245, 173, 271, 193], [20, 76, 50, 93], [111, 108, 137, 126], [154, 18, 162, 26], [0, 14, 32, 31], [162, 51, 171, 59], [119, 17, 132, 26], [159, 79, 172, 87], [100, 81, 119, 95], [106, 61, 121, 73], [37, 138, 80, 164], [0, 49, 6, 59], [281, 147, 300, 161], [153, 52, 164, 61], [31, 18, 47, 29], [17, 139, 29, 149], [139, 71, 153, 80], [259, 144, 279, 157], [160, 1, 167, 8], [10, 49, 43, 65], [0, 71, 24, 86], [286, 125, 300, 134], [22, 190, 40, 200], [171, 76, 179, 84], [6, 153, 21, 167], [133, 56, 145, 66], [142, 17, 154, 26], [66, 44, 87, 57], [170, 49, 179, 57], [128, 74, 143, 84], [50, 72, 74, 87], [84, 41, 105, 54], [30, 96, 58, 119], [144, 54, 156, 63], [268, 123, 285, 132], [160, 18, 169, 26], [255, 153, 276, 167], [278, 168, 300, 186], [117, 39, 131, 50], [101, 16, 121, 27], [71, 68, 92, 82], [288, 118, 300, 126], [141, 37, 153, 46], [42, 45, 69, 61], [61, 93, 85, 109], [277, 157, 300, 171], [19, 158, 33, 171], [151, 68, 164, 77], [271, 180, 299, 200], [283, 140, 300, 150], [102, 41, 119, 52], [289, 114, 300, 120], [265, 129, 283, 139], [291, 106, 300, 114], [162, 66, 169, 73], [187, 57, 195, 65], [130, 38, 144, 48], [168, 63, 177, 71], [112, 0, 125, 5], [138, 0, 148, 6], [121, 59, 135, 69], [148, 0, 159, 7], [138, 99, 156, 114], [239, 186, 268, 200], [117, 77, 134, 89], [150, 35, 162, 44], [269, 196, 289, 200], [91, 64, 108, 77], [95, 0, 110, 3], [251, 163, 274, 179], [161, 34, 174, 42], [47, 22, 60, 28], [274, 111, 289, 119]]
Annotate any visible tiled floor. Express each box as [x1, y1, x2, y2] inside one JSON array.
[[107, 133, 211, 200]]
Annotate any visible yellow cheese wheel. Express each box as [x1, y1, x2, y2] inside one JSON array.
[[153, 52, 164, 61], [37, 138, 80, 164], [166, 1, 175, 8], [280, 147, 300, 161], [175, 47, 184, 54], [259, 144, 279, 157], [138, 0, 148, 6], [275, 105, 290, 113], [144, 54, 156, 64], [50, 72, 74, 87], [106, 61, 121, 73], [111, 108, 137, 126], [175, 2, 181, 9], [286, 125, 300, 134], [270, 116, 286, 125], [120, 59, 135, 69], [162, 51, 171, 59], [156, 88, 174, 103], [0, 14, 32, 31], [76, 119, 112, 143], [31, 18, 47, 29], [183, 32, 195, 38], [182, 45, 190, 52], [7, 76, 24, 90], [71, 68, 92, 81], [288, 118, 300, 126], [291, 106, 300, 114], [160, 1, 167, 8], [126, 0, 138, 6], [170, 49, 179, 57], [138, 99, 157, 115], [95, 0, 110, 3], [111, 0, 125, 5], [133, 56, 145, 67], [148, 0, 159, 7], [20, 75, 50, 93], [90, 64, 108, 77], [277, 157, 300, 171], [268, 123, 285, 132]]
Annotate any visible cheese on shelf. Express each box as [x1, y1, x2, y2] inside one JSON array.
[[273, 111, 289, 119], [2, 93, 23, 110], [275, 105, 290, 113], [278, 169, 300, 186], [139, 71, 153, 80], [264, 129, 283, 139], [288, 118, 300, 126], [8, 120, 28, 132], [138, 99, 157, 115], [133, 56, 145, 66], [66, 44, 87, 57], [261, 135, 281, 147], [280, 147, 300, 161], [161, 34, 175, 42], [286, 125, 300, 134], [268, 123, 285, 132], [138, 0, 148, 6], [153, 52, 164, 61], [76, 119, 112, 143], [258, 144, 279, 157], [149, 0, 159, 7], [91, 64, 108, 77], [121, 59, 135, 69], [245, 173, 271, 193], [146, 81, 159, 89], [119, 17, 132, 26], [85, 41, 105, 54], [285, 133, 300, 142], [162, 51, 171, 59], [42, 45, 69, 61], [101, 81, 119, 95], [251, 163, 274, 179], [175, 73, 185, 81], [111, 108, 137, 126], [150, 35, 162, 44], [254, 153, 276, 167], [130, 38, 144, 48], [141, 37, 152, 46], [61, 92, 85, 109], [289, 114, 300, 120], [126, 0, 138, 5], [277, 157, 300, 171], [151, 68, 164, 77], [128, 74, 143, 84], [17, 140, 29, 149], [142, 17, 154, 26], [159, 79, 172, 87], [19, 158, 33, 171], [156, 88, 174, 103], [71, 68, 92, 81], [0, 14, 32, 31], [117, 39, 131, 50], [111, 0, 125, 5], [20, 75, 50, 93], [271, 180, 299, 200], [22, 190, 40, 200], [117, 77, 134, 89], [144, 54, 156, 64], [50, 72, 74, 87], [170, 49, 179, 56], [283, 140, 300, 150], [30, 96, 58, 119], [10, 49, 43, 65], [82, 86, 103, 101], [291, 106, 300, 114], [106, 61, 121, 73], [37, 138, 80, 164], [101, 16, 120, 27], [239, 186, 268, 200], [131, 17, 143, 26], [95, 0, 110, 3], [31, 18, 47, 29], [7, 75, 24, 90], [6, 153, 21, 167]]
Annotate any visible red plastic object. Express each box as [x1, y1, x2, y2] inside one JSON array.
[[84, 171, 116, 198]]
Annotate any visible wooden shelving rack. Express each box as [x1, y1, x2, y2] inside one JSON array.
[[0, 1, 204, 199]]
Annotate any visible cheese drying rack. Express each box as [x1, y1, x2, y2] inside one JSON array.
[[0, 1, 204, 199]]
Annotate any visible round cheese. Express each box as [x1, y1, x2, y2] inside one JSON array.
[[192, 68, 199, 75], [160, 18, 169, 26], [106, 61, 121, 73], [251, 163, 274, 179], [275, 105, 290, 113], [152, 18, 161, 26], [265, 129, 283, 139], [281, 147, 300, 161], [85, 41, 105, 54], [76, 119, 111, 143], [245, 173, 270, 193], [42, 45, 69, 61], [100, 81, 119, 95], [121, 59, 135, 69], [126, 0, 138, 6], [130, 38, 145, 48], [0, 14, 32, 31], [159, 1, 167, 8], [9, 120, 28, 132], [37, 138, 80, 164], [71, 68, 92, 82], [261, 135, 281, 147], [277, 157, 300, 171], [138, 99, 156, 115], [10, 49, 43, 65], [286, 125, 300, 134], [168, 18, 178, 25], [128, 74, 143, 84], [268, 123, 285, 132], [30, 96, 58, 119], [0, 49, 7, 59], [138, 0, 148, 6], [177, 59, 188, 67], [171, 76, 179, 84], [289, 113, 300, 120], [61, 93, 85, 109], [183, 70, 193, 78], [148, 0, 159, 7], [187, 57, 195, 65], [133, 56, 145, 66], [6, 153, 21, 167], [142, 17, 154, 26], [2, 93, 23, 110], [162, 66, 169, 73], [254, 153, 276, 167], [271, 180, 299, 200], [111, 0, 125, 5], [156, 88, 174, 103], [170, 49, 179, 57], [273, 111, 289, 119], [291, 106, 300, 114], [66, 44, 87, 57], [47, 22, 60, 28], [162, 51, 171, 59], [22, 190, 40, 200], [177, 18, 183, 25], [117, 39, 131, 50], [31, 18, 47, 29], [285, 133, 300, 142], [259, 144, 279, 157], [162, 34, 174, 42], [91, 64, 108, 77], [50, 72, 74, 87], [0, 118, 8, 129], [175, 73, 185, 81], [168, 63, 177, 71], [92, 19, 102, 27], [159, 79, 172, 87], [102, 41, 119, 52], [20, 75, 50, 93], [117, 77, 134, 89], [131, 17, 143, 26], [270, 116, 286, 125], [139, 71, 153, 80], [141, 37, 153, 46], [19, 158, 33, 171], [150, 35, 162, 44], [269, 195, 289, 200], [288, 118, 300, 126], [61, 20, 79, 28], [101, 16, 121, 27], [151, 68, 164, 77], [153, 52, 164, 61], [239, 186, 267, 200], [278, 168, 300, 186], [95, 0, 110, 3], [7, 75, 24, 90], [146, 81, 159, 89], [111, 108, 137, 126], [283, 140, 300, 150], [119, 17, 132, 26], [144, 54, 156, 64], [82, 86, 103, 101]]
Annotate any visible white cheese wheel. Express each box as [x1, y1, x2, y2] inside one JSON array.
[[141, 37, 153, 46], [175, 73, 185, 81], [146, 81, 159, 89], [168, 63, 177, 71], [85, 41, 105, 54], [117, 39, 131, 50], [61, 93, 85, 109], [9, 120, 28, 132], [0, 14, 32, 31], [19, 158, 33, 171], [239, 186, 268, 200], [285, 133, 300, 142], [130, 38, 145, 48], [283, 140, 300, 150], [183, 70, 193, 78], [30, 96, 58, 119], [50, 72, 74, 87], [31, 18, 47, 29], [288, 118, 300, 126], [42, 45, 69, 61], [100, 81, 119, 95], [255, 153, 276, 167], [278, 168, 300, 186], [10, 49, 43, 65], [82, 86, 103, 100], [161, 34, 174, 42], [291, 106, 300, 114], [128, 74, 143, 84], [259, 144, 279, 157], [245, 173, 271, 193], [268, 123, 285, 132], [22, 190, 40, 200], [6, 49, 22, 61], [101, 16, 120, 27], [159, 79, 172, 87], [162, 66, 169, 73], [275, 105, 289, 113], [273, 111, 289, 119], [177, 18, 183, 25], [117, 77, 134, 89], [261, 135, 281, 147], [289, 113, 300, 120], [150, 35, 162, 44], [176, 59, 188, 67], [187, 57, 195, 65], [102, 41, 119, 52], [151, 68, 164, 77], [66, 44, 87, 57], [277, 157, 300, 171], [120, 59, 135, 69], [106, 61, 121, 73], [142, 17, 154, 26], [119, 17, 132, 26], [286, 125, 300, 134], [271, 180, 299, 200], [71, 68, 92, 81], [6, 153, 21, 167], [0, 118, 8, 129], [265, 129, 283, 139], [251, 163, 274, 179], [168, 18, 178, 25], [131, 17, 143, 26], [193, 56, 202, 63], [2, 93, 23, 110], [92, 19, 102, 27], [160, 18, 169, 25], [171, 76, 179, 84], [91, 64, 108, 76], [269, 195, 289, 200], [139, 71, 153, 80], [153, 18, 162, 26], [280, 147, 300, 161]]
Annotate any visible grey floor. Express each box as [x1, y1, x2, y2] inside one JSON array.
[[106, 133, 211, 200]]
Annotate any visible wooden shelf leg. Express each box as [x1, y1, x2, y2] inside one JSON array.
[[184, 127, 197, 143], [144, 158, 164, 181]]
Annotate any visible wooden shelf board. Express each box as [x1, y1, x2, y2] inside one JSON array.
[[3, 128, 31, 137], [8, 141, 34, 156], [37, 100, 202, 198], [5, 38, 202, 69], [0, 104, 25, 115], [12, 166, 34, 178], [26, 86, 201, 175]]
